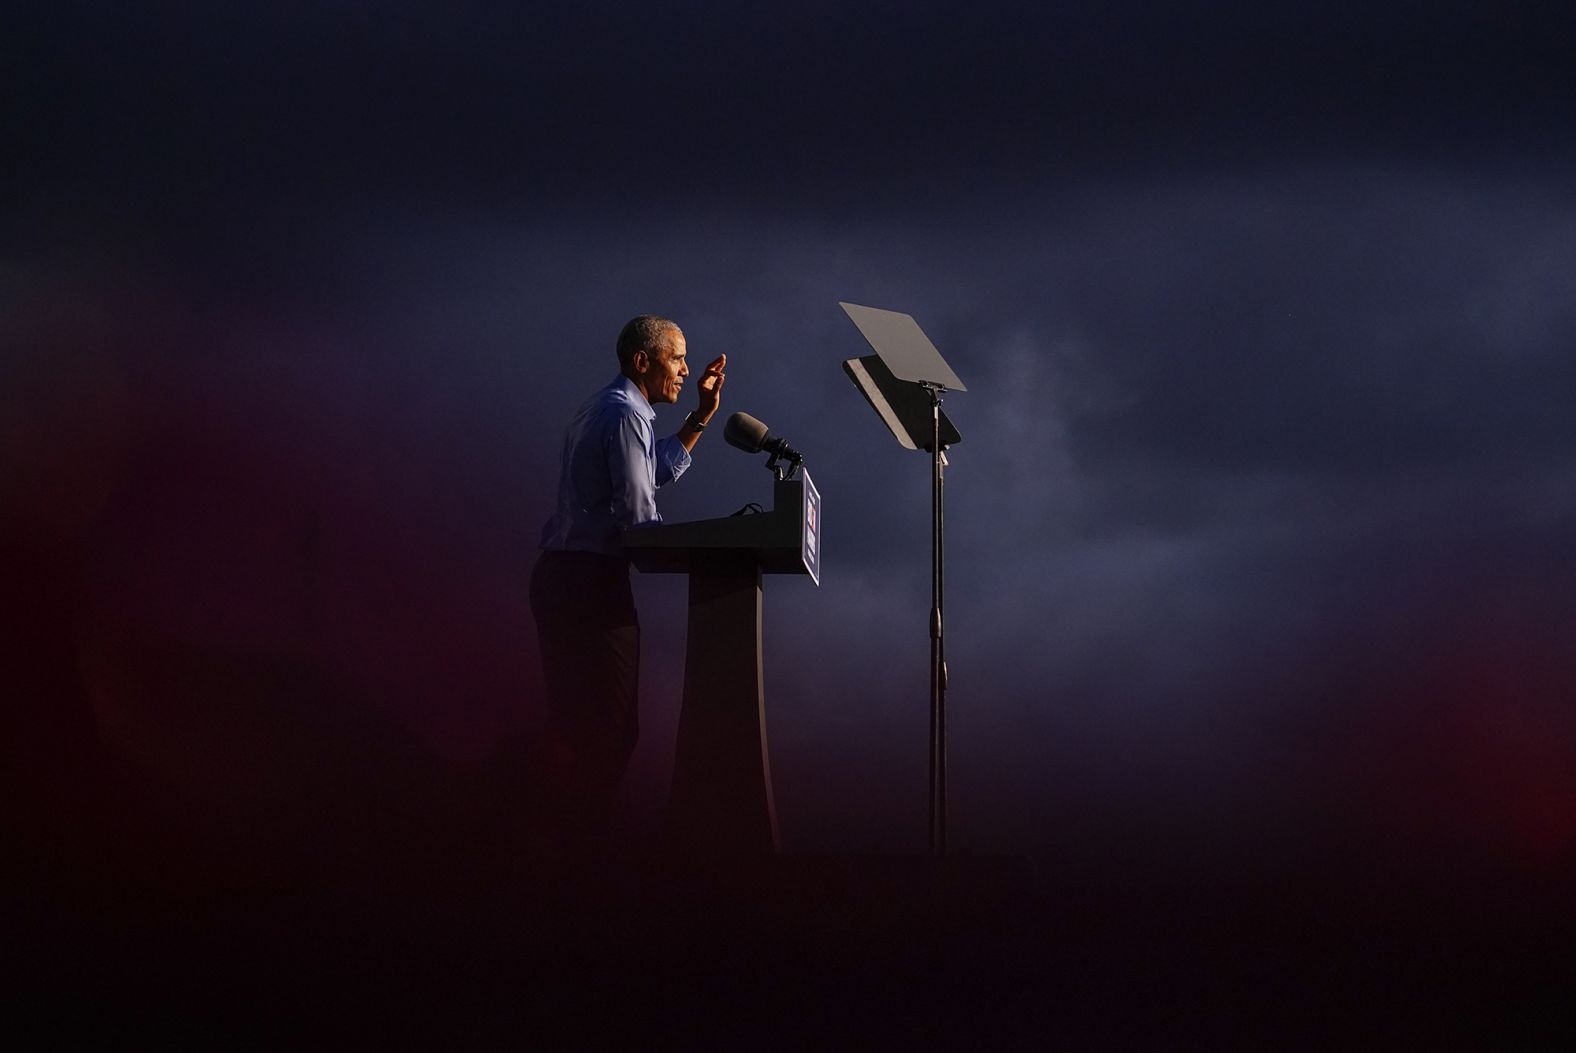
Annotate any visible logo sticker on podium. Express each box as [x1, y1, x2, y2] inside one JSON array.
[[801, 470, 821, 586]]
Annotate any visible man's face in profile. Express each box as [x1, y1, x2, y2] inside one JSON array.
[[647, 330, 689, 404]]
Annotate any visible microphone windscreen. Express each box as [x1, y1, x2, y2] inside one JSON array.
[[724, 412, 770, 453]]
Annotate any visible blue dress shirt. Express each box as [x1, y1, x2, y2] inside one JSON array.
[[539, 375, 692, 557]]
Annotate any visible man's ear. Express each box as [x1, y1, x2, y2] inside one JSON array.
[[630, 348, 649, 374]]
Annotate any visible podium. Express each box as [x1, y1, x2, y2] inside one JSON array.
[[622, 473, 820, 854]]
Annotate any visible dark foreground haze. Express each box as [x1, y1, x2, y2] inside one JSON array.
[[6, 2, 1574, 1043]]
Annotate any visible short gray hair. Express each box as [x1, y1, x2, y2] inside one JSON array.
[[616, 315, 680, 369]]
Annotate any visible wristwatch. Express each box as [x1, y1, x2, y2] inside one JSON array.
[[685, 411, 708, 431]]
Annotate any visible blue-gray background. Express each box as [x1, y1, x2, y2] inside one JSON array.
[[7, 2, 1575, 883]]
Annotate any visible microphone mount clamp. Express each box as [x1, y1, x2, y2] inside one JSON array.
[[763, 446, 803, 482]]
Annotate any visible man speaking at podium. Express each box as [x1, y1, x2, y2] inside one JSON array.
[[530, 315, 727, 848]]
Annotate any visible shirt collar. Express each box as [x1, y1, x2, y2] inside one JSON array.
[[614, 373, 656, 422]]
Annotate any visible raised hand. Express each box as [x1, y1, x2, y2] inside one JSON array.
[[696, 353, 726, 420]]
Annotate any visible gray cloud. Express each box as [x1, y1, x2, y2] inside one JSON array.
[[9, 2, 1575, 864]]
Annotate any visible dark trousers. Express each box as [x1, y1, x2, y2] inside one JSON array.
[[529, 550, 641, 840]]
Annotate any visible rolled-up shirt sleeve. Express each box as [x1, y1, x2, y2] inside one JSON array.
[[607, 410, 662, 529], [653, 435, 692, 488]]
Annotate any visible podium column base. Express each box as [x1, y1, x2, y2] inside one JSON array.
[[665, 557, 779, 855]]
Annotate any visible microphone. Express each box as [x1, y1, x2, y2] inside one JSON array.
[[724, 412, 802, 464]]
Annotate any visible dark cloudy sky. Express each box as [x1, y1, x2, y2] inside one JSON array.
[[6, 1, 1575, 876]]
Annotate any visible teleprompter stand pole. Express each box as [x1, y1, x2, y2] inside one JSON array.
[[926, 383, 949, 856]]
